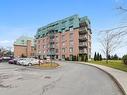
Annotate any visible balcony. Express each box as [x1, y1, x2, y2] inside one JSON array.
[[50, 35, 55, 39], [79, 27, 87, 34], [47, 51, 56, 55], [79, 49, 87, 54], [50, 40, 55, 44], [50, 45, 55, 49], [79, 43, 87, 48], [79, 22, 88, 27], [79, 36, 87, 41]]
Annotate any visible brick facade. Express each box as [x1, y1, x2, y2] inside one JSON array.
[[35, 15, 92, 61], [14, 37, 35, 58]]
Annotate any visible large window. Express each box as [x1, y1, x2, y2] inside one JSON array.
[[43, 45, 46, 48], [56, 42, 58, 47], [62, 42, 65, 46], [56, 49, 58, 53], [62, 35, 65, 40], [69, 26, 73, 31], [38, 45, 40, 49], [37, 40, 40, 44], [62, 48, 65, 52], [69, 48, 73, 53], [43, 39, 45, 42], [62, 55, 65, 59], [56, 36, 59, 41], [70, 41, 73, 47], [70, 33, 73, 40]]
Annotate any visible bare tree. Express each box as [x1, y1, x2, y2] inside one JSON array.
[[99, 26, 127, 63], [117, 6, 127, 13], [98, 5, 127, 63]]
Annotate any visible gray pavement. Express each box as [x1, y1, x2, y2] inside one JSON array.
[[81, 62, 127, 95], [0, 62, 124, 95]]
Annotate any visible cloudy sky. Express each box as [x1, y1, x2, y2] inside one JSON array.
[[0, 0, 127, 57]]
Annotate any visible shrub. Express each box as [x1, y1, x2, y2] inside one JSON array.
[[122, 55, 127, 65], [84, 54, 88, 62], [72, 56, 76, 61], [94, 52, 97, 61]]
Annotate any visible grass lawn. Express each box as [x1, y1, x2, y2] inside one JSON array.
[[89, 60, 127, 72], [34, 62, 60, 69]]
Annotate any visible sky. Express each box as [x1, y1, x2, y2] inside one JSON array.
[[0, 0, 127, 57]]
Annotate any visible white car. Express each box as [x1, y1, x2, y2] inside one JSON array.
[[17, 58, 39, 66]]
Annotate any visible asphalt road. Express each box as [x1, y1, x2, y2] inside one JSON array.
[[0, 61, 123, 95]]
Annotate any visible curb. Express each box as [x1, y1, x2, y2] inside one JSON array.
[[27, 64, 61, 70], [79, 62, 126, 95]]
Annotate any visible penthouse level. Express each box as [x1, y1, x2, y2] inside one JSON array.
[[35, 14, 91, 38]]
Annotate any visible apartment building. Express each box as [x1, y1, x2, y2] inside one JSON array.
[[35, 15, 92, 61], [14, 36, 35, 58]]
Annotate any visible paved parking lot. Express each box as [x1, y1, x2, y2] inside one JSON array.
[[0, 62, 124, 95]]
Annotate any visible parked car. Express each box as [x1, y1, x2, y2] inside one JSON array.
[[8, 59, 17, 64], [46, 56, 51, 63], [2, 57, 11, 62], [17, 58, 39, 66], [0, 57, 2, 63], [16, 58, 26, 65]]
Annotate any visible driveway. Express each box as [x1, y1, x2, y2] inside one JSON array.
[[0, 61, 123, 95]]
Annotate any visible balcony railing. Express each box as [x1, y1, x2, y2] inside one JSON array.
[[50, 40, 55, 44], [79, 27, 87, 34], [79, 43, 87, 48], [50, 45, 55, 49], [79, 36, 87, 41], [79, 50, 87, 54], [79, 35, 87, 39], [47, 51, 56, 55]]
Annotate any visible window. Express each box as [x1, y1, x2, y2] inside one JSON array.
[[38, 50, 41, 54], [62, 42, 65, 46], [21, 40, 24, 42], [61, 28, 65, 32], [70, 28, 73, 31], [56, 55, 58, 59], [70, 33, 73, 39], [62, 55, 65, 59], [69, 18, 74, 21], [69, 48, 73, 53], [62, 35, 65, 40], [55, 30, 58, 33], [70, 41, 73, 46], [62, 21, 66, 24], [56, 49, 58, 53], [89, 55, 91, 59], [69, 26, 73, 31], [89, 48, 91, 54], [89, 42, 91, 47], [56, 42, 58, 47], [43, 45, 46, 48], [38, 45, 40, 49], [62, 48, 65, 52], [56, 36, 58, 41], [89, 35, 91, 40], [47, 44, 49, 48], [21, 40, 24, 44]]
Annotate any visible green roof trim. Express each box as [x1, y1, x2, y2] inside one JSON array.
[[14, 36, 34, 46], [35, 14, 90, 39]]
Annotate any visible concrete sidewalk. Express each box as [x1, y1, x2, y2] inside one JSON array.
[[81, 62, 127, 95]]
